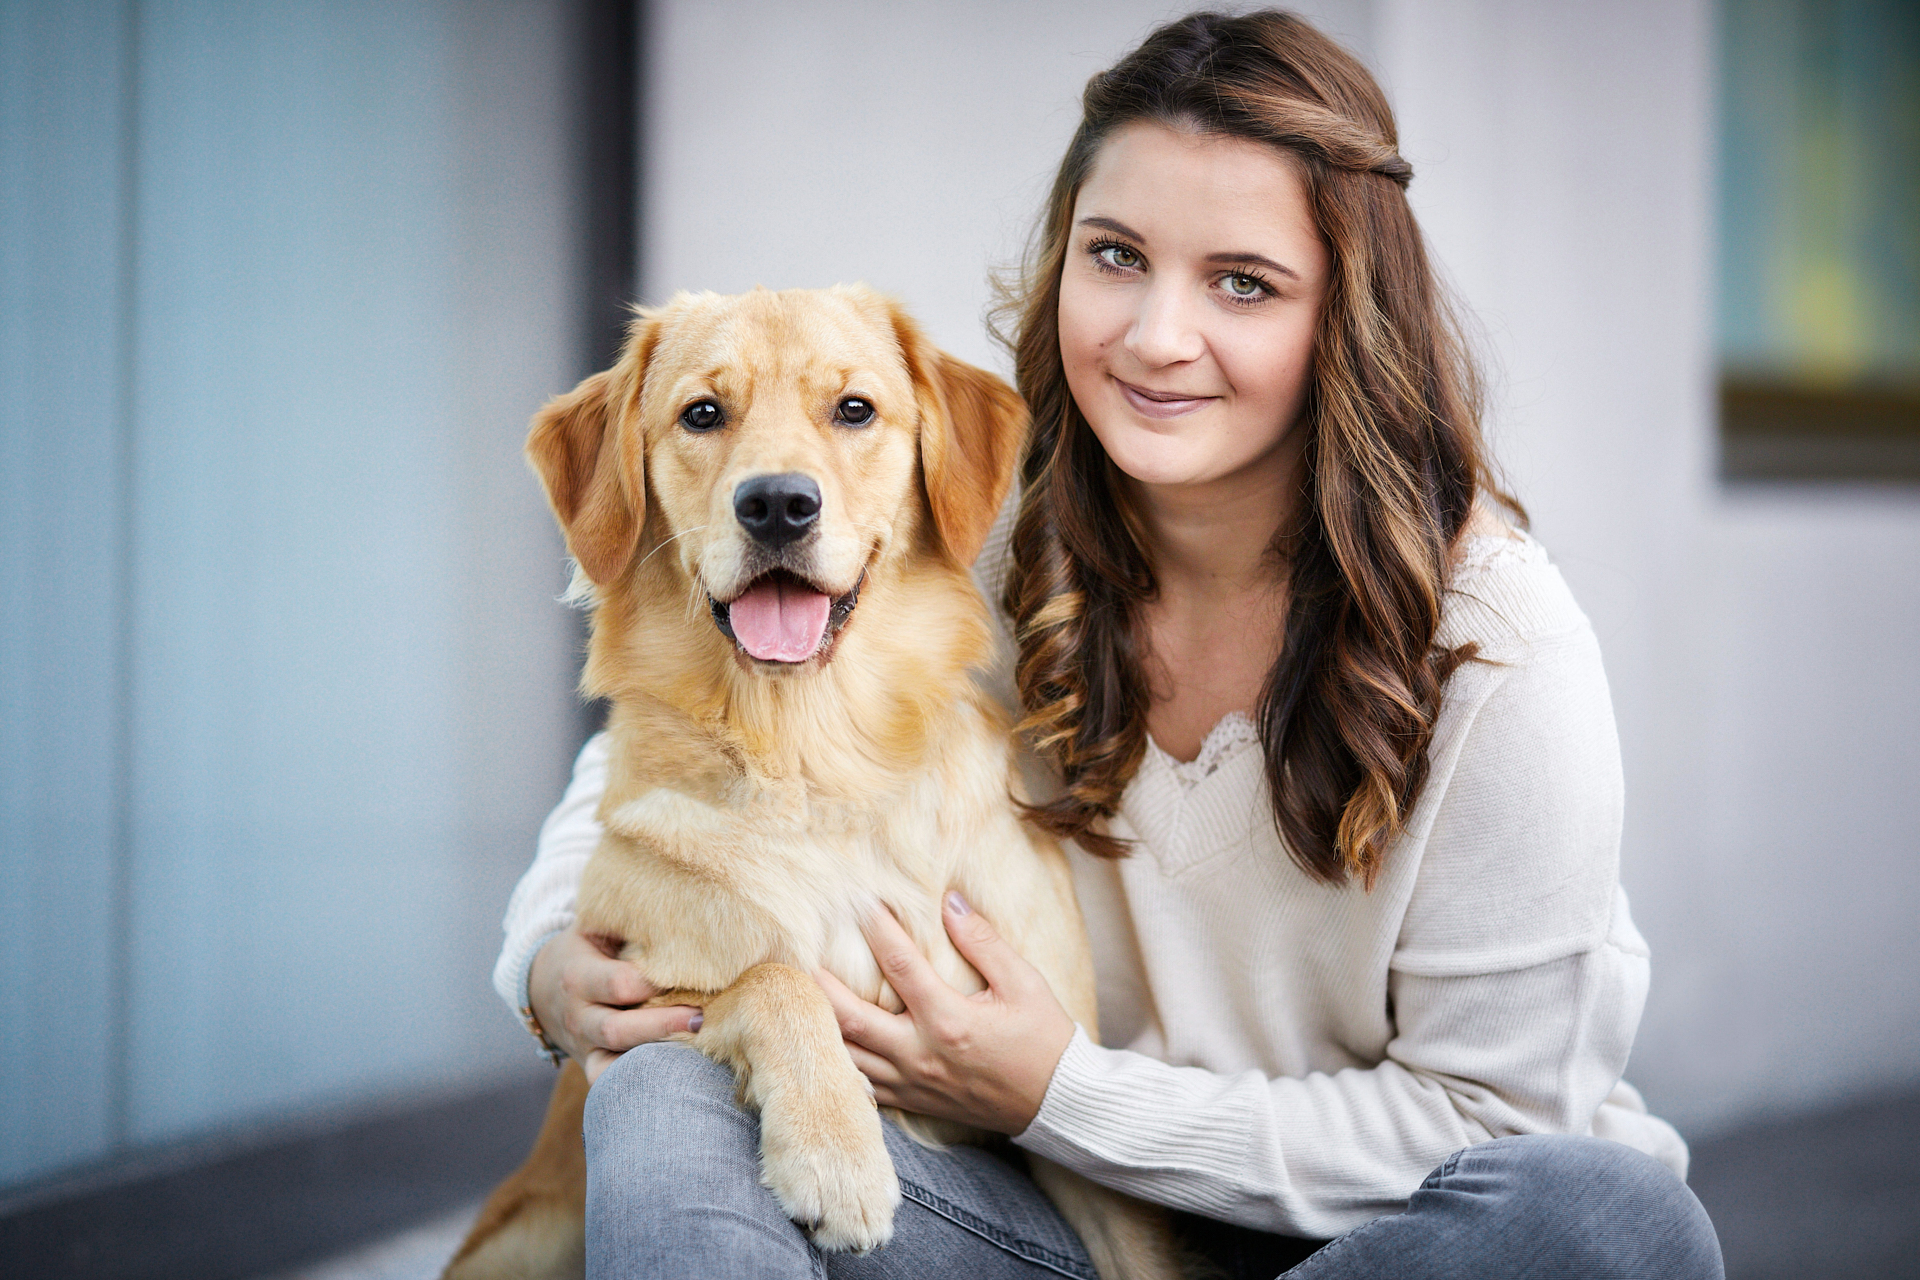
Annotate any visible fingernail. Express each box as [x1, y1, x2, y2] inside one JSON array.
[[687, 1012, 703, 1033], [944, 890, 970, 916]]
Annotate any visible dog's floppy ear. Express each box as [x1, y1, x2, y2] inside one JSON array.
[[526, 361, 643, 587], [891, 306, 1029, 568]]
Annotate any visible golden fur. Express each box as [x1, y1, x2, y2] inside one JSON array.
[[445, 286, 1178, 1280]]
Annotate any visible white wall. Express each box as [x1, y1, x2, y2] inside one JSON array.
[[646, 0, 1920, 1140], [643, 0, 1374, 370], [1, 0, 580, 1185]]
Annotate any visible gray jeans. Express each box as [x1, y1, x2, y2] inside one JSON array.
[[583, 1044, 1723, 1280]]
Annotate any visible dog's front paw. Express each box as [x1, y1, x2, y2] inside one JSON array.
[[759, 1107, 900, 1253]]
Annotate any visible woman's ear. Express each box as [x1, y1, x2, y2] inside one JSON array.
[[526, 322, 654, 585], [891, 306, 1029, 567]]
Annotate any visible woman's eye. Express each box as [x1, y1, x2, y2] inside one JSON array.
[[1224, 273, 1266, 298], [836, 397, 875, 427], [1096, 243, 1142, 270], [680, 399, 724, 432]]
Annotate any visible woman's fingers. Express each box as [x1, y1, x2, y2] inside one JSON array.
[[582, 1047, 621, 1086], [845, 1042, 901, 1089], [939, 891, 1027, 993], [571, 951, 656, 1007], [815, 965, 913, 1058], [859, 904, 961, 1019], [817, 901, 1074, 1133], [528, 928, 703, 1067], [586, 1002, 700, 1053], [815, 966, 909, 1098]]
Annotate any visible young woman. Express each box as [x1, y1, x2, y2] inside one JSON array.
[[496, 11, 1723, 1278]]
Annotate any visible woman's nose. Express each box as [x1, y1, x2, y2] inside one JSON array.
[[1123, 281, 1206, 368]]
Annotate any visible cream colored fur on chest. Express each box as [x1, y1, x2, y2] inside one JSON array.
[[578, 698, 1061, 1019]]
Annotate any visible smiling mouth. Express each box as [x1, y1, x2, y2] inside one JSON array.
[[1115, 377, 1215, 417], [709, 568, 864, 665]]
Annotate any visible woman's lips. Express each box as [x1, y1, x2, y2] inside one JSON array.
[[1115, 376, 1216, 419]]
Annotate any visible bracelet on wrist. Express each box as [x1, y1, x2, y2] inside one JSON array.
[[518, 1004, 568, 1066]]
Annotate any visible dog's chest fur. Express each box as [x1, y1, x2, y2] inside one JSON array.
[[575, 696, 1020, 1009]]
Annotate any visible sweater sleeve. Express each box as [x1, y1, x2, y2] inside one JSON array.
[[491, 732, 609, 1030], [1013, 624, 1677, 1238]]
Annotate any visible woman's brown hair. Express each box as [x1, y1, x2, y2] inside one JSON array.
[[1001, 9, 1520, 885]]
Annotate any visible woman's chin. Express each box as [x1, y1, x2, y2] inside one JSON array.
[[1117, 460, 1216, 490], [1091, 424, 1215, 488], [1090, 409, 1304, 499], [1100, 435, 1250, 491]]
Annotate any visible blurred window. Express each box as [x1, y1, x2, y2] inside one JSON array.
[[1718, 0, 1920, 480]]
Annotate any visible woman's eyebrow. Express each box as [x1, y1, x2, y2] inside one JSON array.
[[1205, 250, 1300, 281], [1077, 215, 1144, 241]]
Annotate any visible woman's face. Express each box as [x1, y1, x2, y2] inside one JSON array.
[[1058, 121, 1331, 496]]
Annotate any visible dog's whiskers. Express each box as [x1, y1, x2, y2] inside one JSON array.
[[557, 526, 710, 610], [636, 525, 708, 574]]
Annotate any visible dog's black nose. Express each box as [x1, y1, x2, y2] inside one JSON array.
[[734, 473, 821, 546]]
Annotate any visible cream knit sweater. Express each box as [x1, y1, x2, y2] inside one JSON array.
[[494, 522, 1686, 1239]]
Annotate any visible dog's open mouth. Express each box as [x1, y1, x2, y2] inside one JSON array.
[[710, 569, 863, 664]]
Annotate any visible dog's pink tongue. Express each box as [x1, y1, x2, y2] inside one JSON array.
[[729, 578, 832, 662]]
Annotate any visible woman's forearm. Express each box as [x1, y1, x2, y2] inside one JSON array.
[[1016, 937, 1660, 1240], [494, 733, 607, 1027]]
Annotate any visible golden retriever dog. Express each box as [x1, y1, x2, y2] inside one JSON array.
[[444, 285, 1179, 1280]]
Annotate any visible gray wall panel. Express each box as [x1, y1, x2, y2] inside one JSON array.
[[2, 0, 584, 1183], [125, 0, 468, 1142], [0, 0, 131, 1186]]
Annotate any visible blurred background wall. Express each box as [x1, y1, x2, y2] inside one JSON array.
[[1, 0, 597, 1188], [3, 0, 1916, 1223]]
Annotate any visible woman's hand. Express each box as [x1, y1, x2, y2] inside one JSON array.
[[815, 891, 1076, 1135], [528, 926, 700, 1084]]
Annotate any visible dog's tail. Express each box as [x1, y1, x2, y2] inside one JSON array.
[[443, 1062, 589, 1280]]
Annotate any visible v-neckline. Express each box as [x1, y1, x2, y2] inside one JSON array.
[[1145, 711, 1260, 790]]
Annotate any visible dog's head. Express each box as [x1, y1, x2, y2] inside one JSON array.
[[526, 285, 1026, 673]]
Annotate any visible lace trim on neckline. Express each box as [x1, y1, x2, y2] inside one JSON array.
[[1138, 533, 1538, 794], [1149, 711, 1260, 792]]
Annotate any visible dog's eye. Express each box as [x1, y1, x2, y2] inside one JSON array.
[[836, 397, 875, 427], [680, 399, 724, 432]]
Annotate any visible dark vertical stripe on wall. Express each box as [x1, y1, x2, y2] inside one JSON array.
[[574, 0, 641, 376], [569, 0, 641, 743], [109, 0, 140, 1155]]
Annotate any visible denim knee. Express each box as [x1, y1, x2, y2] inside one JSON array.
[[584, 1044, 824, 1278], [1432, 1134, 1723, 1278], [585, 1042, 730, 1130], [582, 1040, 755, 1185]]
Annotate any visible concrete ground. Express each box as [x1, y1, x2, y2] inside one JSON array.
[[255, 1204, 479, 1280]]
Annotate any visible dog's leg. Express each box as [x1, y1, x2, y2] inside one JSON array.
[[694, 961, 901, 1253], [442, 1061, 588, 1280], [1028, 1156, 1187, 1280]]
